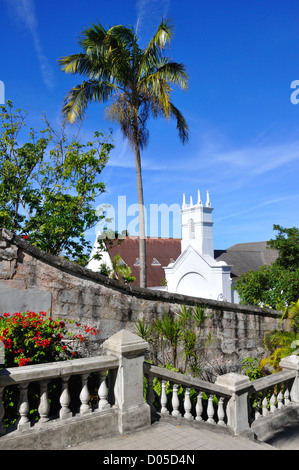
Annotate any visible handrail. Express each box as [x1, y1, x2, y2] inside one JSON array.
[[0, 355, 119, 435], [143, 362, 232, 397], [248, 370, 295, 393], [143, 359, 299, 437], [0, 355, 119, 387]]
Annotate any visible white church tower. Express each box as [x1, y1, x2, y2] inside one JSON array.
[[164, 190, 233, 301], [181, 190, 214, 257]]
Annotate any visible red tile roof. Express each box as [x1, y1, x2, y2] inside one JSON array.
[[106, 236, 181, 287]]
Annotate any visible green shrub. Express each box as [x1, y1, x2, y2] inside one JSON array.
[[0, 310, 100, 427]]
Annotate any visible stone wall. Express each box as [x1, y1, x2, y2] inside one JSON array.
[[0, 228, 289, 370]]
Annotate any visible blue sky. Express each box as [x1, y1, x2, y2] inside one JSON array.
[[1, 0, 299, 250]]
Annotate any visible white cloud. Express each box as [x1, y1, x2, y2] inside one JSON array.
[[135, 0, 171, 37], [6, 0, 54, 89], [215, 194, 299, 223]]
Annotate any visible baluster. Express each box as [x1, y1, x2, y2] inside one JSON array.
[[17, 382, 30, 430], [262, 390, 269, 416], [38, 380, 50, 425], [217, 396, 226, 425], [284, 382, 291, 406], [207, 394, 215, 424], [183, 388, 193, 419], [98, 371, 110, 411], [195, 391, 203, 421], [254, 393, 261, 421], [277, 386, 283, 409], [145, 374, 155, 413], [270, 387, 277, 413], [80, 373, 91, 415], [171, 383, 181, 417], [60, 376, 71, 419], [161, 380, 169, 414], [0, 386, 6, 436]]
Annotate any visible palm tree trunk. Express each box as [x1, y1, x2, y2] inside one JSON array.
[[134, 140, 147, 288]]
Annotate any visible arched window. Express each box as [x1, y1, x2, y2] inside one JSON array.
[[188, 218, 195, 239]]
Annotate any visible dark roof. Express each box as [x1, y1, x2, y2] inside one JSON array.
[[107, 237, 181, 287], [215, 241, 278, 278], [107, 238, 278, 286]]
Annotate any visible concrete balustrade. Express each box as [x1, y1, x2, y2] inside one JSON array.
[[0, 329, 150, 450], [0, 329, 299, 449], [144, 355, 299, 441]]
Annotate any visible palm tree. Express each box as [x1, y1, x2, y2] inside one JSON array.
[[58, 19, 189, 288]]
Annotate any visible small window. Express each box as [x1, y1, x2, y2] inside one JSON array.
[[134, 258, 140, 266], [151, 258, 161, 266], [188, 218, 195, 239]]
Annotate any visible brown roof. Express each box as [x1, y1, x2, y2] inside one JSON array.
[[107, 238, 278, 287], [107, 237, 181, 287]]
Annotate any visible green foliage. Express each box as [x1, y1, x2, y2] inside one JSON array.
[[0, 101, 113, 265], [259, 300, 299, 372], [0, 310, 100, 427], [235, 264, 299, 309], [235, 225, 299, 309], [92, 231, 135, 284], [268, 225, 299, 271], [135, 304, 214, 376], [242, 357, 264, 381], [58, 19, 189, 144], [0, 311, 99, 368]]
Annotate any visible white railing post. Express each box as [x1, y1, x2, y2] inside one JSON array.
[[215, 372, 253, 437], [37, 380, 50, 425], [59, 376, 71, 420], [280, 355, 299, 403], [103, 329, 151, 434], [17, 382, 30, 430], [80, 373, 91, 415], [98, 371, 110, 411]]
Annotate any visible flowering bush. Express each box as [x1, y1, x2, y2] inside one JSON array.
[[0, 311, 99, 368], [0, 311, 100, 427]]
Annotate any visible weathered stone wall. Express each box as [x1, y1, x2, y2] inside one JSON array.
[[0, 228, 288, 370]]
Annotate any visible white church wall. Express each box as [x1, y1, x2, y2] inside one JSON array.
[[164, 191, 234, 302]]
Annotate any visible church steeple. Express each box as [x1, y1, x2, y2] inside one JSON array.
[[181, 189, 214, 257], [197, 190, 202, 206], [206, 190, 211, 207]]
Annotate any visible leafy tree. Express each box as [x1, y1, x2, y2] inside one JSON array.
[[267, 224, 299, 271], [235, 225, 299, 308], [58, 19, 189, 287], [0, 101, 113, 265]]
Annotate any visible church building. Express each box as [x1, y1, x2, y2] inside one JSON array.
[[87, 190, 251, 303], [163, 190, 234, 301]]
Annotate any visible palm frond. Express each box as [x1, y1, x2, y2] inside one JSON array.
[[144, 18, 173, 56], [168, 102, 189, 143], [62, 80, 117, 123], [58, 53, 109, 81], [140, 60, 188, 90]]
